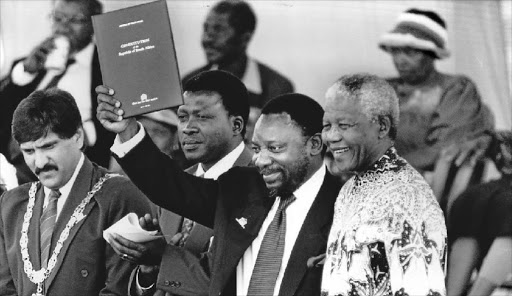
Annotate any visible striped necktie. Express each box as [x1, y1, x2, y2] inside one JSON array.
[[247, 195, 296, 296], [40, 189, 60, 268]]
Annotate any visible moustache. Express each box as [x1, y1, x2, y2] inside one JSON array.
[[35, 165, 58, 175], [259, 166, 282, 176]]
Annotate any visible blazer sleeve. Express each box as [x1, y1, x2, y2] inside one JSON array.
[[155, 245, 210, 296], [115, 134, 219, 228], [0, 192, 16, 296], [100, 176, 154, 296]]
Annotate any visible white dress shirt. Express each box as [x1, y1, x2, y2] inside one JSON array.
[[194, 141, 245, 179], [236, 165, 326, 296], [11, 43, 97, 146], [42, 153, 84, 220]]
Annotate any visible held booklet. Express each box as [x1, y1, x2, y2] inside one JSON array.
[[92, 0, 183, 117]]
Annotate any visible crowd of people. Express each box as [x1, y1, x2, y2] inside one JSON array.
[[0, 0, 510, 296]]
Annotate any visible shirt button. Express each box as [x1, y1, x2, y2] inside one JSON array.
[[81, 269, 89, 277], [164, 280, 170, 285]]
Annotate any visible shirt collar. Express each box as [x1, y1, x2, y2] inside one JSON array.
[[293, 165, 326, 201], [71, 42, 95, 66], [43, 153, 85, 197], [210, 58, 262, 94], [196, 141, 246, 180]]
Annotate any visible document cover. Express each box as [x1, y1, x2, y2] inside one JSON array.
[[92, 0, 183, 117]]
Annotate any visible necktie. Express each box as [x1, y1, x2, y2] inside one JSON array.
[[44, 58, 75, 90], [177, 171, 205, 247], [40, 189, 60, 268], [247, 195, 296, 296]]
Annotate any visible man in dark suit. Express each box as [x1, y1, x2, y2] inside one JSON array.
[[183, 0, 294, 144], [97, 82, 342, 295], [0, 0, 112, 184], [107, 71, 254, 295], [0, 89, 152, 296]]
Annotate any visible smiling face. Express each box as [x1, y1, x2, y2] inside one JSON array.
[[201, 11, 246, 65], [251, 113, 311, 198], [322, 96, 384, 174], [177, 91, 237, 168], [20, 130, 83, 190]]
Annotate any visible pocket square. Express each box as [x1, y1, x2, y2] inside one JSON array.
[[236, 217, 247, 229], [307, 253, 326, 268]]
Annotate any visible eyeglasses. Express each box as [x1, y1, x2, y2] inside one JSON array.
[[49, 12, 89, 25]]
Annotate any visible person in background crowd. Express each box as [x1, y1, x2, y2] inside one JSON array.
[[448, 130, 512, 296], [0, 0, 112, 184], [0, 88, 151, 296], [0, 153, 18, 192], [96, 87, 342, 296], [378, 8, 494, 174], [320, 73, 447, 296], [183, 0, 294, 145]]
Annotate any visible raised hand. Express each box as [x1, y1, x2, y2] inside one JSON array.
[[95, 85, 139, 141], [23, 37, 56, 74]]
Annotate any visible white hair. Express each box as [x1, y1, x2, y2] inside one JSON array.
[[325, 73, 400, 139]]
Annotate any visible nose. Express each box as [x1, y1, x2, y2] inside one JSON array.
[[53, 22, 71, 36], [253, 149, 272, 169], [322, 126, 342, 144], [180, 118, 199, 135], [34, 150, 50, 170], [392, 51, 408, 67]]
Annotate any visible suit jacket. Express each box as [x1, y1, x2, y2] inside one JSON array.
[[0, 48, 114, 182], [0, 157, 152, 296], [118, 135, 342, 296], [182, 60, 294, 108], [156, 145, 254, 254]]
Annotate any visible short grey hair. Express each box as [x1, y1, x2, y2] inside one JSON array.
[[325, 73, 400, 139]]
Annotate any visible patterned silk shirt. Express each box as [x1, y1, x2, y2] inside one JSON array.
[[321, 148, 447, 296]]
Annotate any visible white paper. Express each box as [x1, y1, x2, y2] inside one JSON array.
[[103, 212, 162, 243]]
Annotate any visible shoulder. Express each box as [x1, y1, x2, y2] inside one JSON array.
[[93, 171, 147, 203], [218, 166, 266, 193], [0, 183, 34, 216], [255, 61, 294, 89], [219, 166, 260, 182], [439, 72, 477, 89]]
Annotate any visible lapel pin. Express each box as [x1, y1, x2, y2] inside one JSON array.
[[236, 217, 247, 229]]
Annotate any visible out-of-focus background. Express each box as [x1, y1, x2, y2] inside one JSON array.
[[1, 0, 511, 129]]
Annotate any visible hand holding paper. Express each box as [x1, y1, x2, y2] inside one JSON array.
[[103, 212, 161, 243], [104, 213, 167, 266]]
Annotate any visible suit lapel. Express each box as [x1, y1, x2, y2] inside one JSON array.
[[233, 146, 254, 167], [45, 158, 97, 290], [278, 172, 341, 296], [212, 173, 272, 294]]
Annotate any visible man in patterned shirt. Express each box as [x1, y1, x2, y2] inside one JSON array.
[[320, 73, 447, 296]]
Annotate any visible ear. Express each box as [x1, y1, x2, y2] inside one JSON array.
[[75, 127, 86, 150], [239, 32, 253, 48], [230, 115, 244, 135], [308, 133, 323, 156], [377, 116, 391, 139]]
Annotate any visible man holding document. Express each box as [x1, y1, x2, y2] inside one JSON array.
[[96, 81, 342, 296]]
